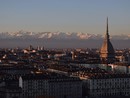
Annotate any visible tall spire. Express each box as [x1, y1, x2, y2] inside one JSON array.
[[100, 17, 115, 64], [105, 17, 109, 40], [106, 17, 108, 34]]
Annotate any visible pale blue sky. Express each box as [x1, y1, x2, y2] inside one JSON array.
[[0, 0, 130, 35]]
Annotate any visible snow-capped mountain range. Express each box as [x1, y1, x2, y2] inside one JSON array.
[[0, 31, 130, 40]]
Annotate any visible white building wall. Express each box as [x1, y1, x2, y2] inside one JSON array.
[[86, 77, 130, 97], [20, 77, 82, 98]]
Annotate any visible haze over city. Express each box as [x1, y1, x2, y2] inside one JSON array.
[[0, 0, 130, 48]]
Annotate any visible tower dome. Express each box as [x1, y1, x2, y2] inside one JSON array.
[[100, 18, 115, 63]]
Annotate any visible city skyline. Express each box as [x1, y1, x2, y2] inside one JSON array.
[[0, 0, 130, 35], [0, 2, 130, 97]]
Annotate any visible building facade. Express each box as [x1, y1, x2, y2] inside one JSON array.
[[83, 74, 130, 98], [19, 73, 82, 98]]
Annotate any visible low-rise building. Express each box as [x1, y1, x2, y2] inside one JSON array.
[[82, 74, 130, 98], [19, 73, 82, 98]]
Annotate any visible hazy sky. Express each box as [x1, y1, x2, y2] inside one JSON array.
[[0, 0, 130, 35]]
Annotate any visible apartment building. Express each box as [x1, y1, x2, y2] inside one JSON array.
[[19, 73, 82, 98], [83, 74, 130, 98]]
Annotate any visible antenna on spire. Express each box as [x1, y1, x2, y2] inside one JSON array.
[[106, 17, 108, 34], [105, 17, 109, 40]]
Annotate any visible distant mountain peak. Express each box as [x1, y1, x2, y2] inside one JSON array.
[[0, 31, 130, 40]]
